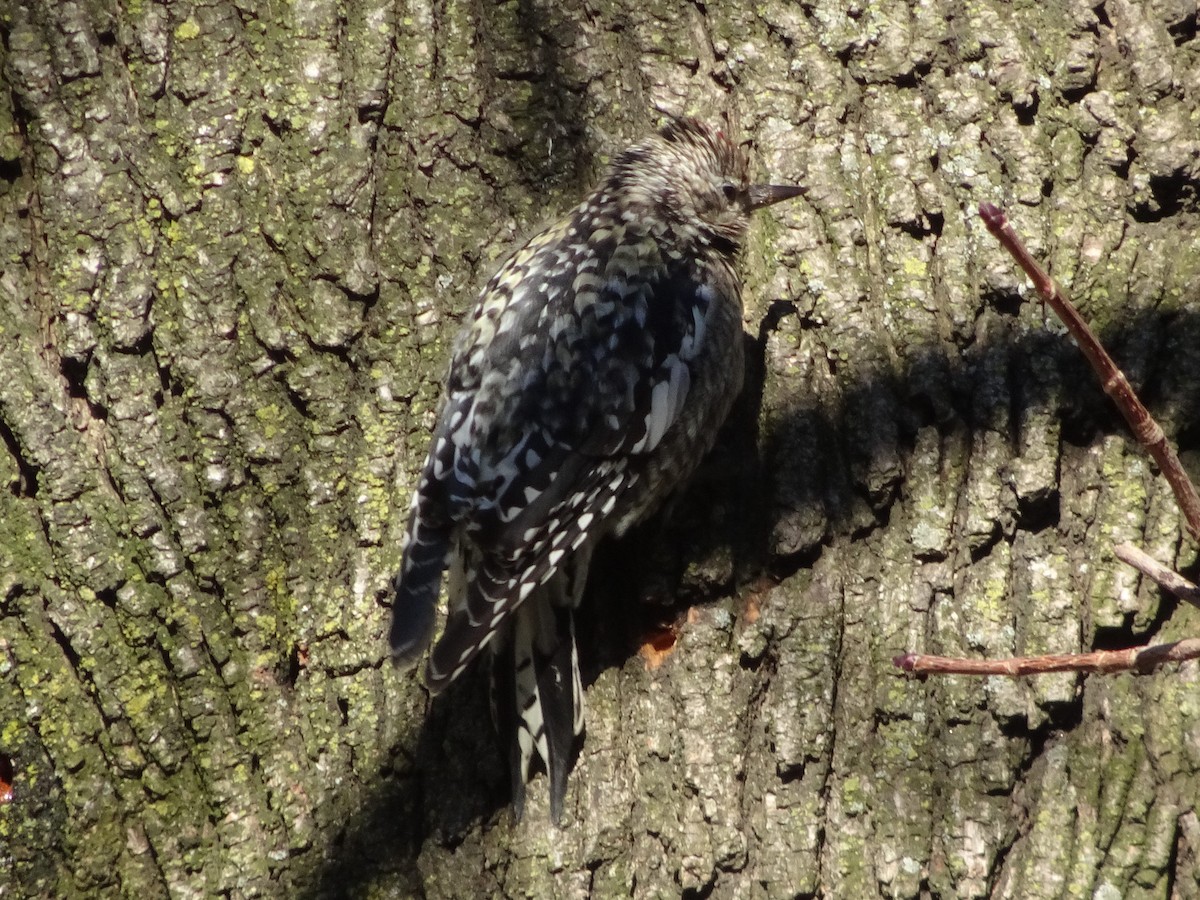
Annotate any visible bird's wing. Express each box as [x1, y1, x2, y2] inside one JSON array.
[[439, 218, 722, 556], [418, 220, 728, 686]]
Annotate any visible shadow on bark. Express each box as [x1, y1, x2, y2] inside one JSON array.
[[475, 0, 601, 196], [300, 300, 1200, 897]]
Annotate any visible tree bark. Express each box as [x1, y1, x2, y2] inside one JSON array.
[[2, 0, 1199, 897]]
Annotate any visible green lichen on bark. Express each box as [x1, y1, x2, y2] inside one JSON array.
[[2, 0, 1200, 897]]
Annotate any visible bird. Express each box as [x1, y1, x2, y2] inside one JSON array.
[[390, 116, 803, 823]]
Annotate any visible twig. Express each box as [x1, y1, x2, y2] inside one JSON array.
[[894, 639, 1200, 677], [978, 202, 1200, 543], [1113, 542, 1200, 610], [893, 205, 1200, 681]]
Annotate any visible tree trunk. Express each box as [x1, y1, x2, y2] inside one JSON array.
[[2, 0, 1199, 896]]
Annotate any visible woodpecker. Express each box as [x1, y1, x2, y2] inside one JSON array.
[[390, 117, 802, 822]]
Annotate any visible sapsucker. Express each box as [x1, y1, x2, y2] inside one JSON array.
[[390, 117, 802, 822]]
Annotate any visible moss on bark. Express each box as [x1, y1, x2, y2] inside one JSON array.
[[1, 0, 1199, 897]]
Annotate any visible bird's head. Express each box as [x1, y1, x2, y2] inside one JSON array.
[[608, 117, 804, 253]]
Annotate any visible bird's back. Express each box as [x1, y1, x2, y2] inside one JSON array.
[[390, 118, 792, 821]]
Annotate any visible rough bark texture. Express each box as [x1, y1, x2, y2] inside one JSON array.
[[2, 0, 1199, 897]]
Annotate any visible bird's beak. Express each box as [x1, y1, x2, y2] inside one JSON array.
[[748, 183, 806, 210]]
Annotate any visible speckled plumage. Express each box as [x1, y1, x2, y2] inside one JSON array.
[[390, 118, 802, 822]]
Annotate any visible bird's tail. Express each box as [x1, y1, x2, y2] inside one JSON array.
[[406, 516, 594, 821], [489, 589, 585, 824], [389, 499, 451, 668]]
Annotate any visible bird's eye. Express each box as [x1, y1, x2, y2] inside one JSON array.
[[721, 183, 738, 202]]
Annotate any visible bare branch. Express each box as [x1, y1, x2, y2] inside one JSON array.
[[1113, 542, 1200, 610], [978, 202, 1200, 543], [896, 209, 1200, 682], [894, 639, 1200, 677]]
